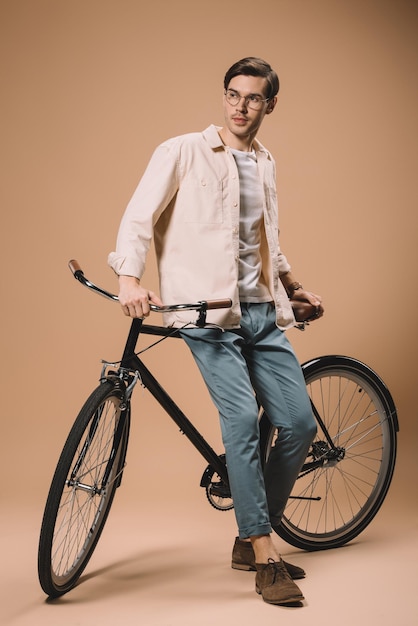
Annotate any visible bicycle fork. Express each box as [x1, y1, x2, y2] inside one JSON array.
[[66, 372, 136, 497]]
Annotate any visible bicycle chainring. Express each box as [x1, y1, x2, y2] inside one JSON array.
[[200, 455, 233, 511]]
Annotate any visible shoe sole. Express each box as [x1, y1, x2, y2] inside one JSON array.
[[256, 587, 305, 605], [231, 561, 255, 571], [232, 561, 305, 580]]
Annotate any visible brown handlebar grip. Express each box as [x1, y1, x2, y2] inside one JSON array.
[[290, 299, 323, 322], [68, 259, 82, 275], [205, 299, 233, 310]]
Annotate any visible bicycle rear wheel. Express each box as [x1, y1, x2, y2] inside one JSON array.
[[38, 380, 129, 597], [260, 355, 398, 551]]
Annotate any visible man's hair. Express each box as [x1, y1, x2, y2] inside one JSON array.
[[224, 57, 280, 99]]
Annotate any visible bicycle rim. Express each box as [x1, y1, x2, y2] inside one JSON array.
[[38, 382, 128, 596], [270, 356, 397, 550]]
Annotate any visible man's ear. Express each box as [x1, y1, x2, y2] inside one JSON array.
[[266, 96, 277, 114]]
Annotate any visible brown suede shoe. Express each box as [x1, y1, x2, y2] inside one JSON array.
[[231, 537, 306, 579], [255, 558, 304, 605]]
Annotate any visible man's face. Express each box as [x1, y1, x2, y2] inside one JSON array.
[[222, 74, 276, 146]]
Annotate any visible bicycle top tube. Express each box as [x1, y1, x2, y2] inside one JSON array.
[[68, 259, 232, 314]]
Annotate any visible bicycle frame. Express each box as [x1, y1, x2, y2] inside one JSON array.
[[115, 318, 347, 495], [68, 259, 399, 509], [115, 317, 230, 485]]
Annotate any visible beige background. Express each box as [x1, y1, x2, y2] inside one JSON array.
[[1, 1, 417, 624]]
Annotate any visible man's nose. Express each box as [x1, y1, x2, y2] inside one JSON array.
[[236, 95, 248, 110]]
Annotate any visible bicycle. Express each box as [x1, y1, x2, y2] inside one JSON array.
[[38, 261, 399, 598]]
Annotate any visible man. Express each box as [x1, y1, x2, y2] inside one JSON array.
[[108, 57, 323, 605]]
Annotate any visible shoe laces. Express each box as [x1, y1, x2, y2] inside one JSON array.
[[264, 558, 288, 583]]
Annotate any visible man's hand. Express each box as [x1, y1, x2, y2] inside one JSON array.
[[280, 273, 324, 320], [291, 288, 324, 319], [118, 275, 163, 318]]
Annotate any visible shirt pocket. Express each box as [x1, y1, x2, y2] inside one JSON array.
[[264, 186, 279, 230], [180, 178, 224, 224]]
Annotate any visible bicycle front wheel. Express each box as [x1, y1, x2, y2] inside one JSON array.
[[38, 380, 129, 597], [261, 355, 398, 551]]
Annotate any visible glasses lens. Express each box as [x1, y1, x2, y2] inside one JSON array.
[[248, 98, 262, 110], [226, 90, 239, 106]]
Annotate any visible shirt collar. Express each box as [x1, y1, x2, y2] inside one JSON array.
[[202, 124, 270, 157]]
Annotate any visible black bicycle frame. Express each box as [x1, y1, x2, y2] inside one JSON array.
[[118, 317, 229, 485]]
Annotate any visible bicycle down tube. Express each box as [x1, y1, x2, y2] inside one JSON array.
[[119, 316, 230, 485]]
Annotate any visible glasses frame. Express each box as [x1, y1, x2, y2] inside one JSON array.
[[224, 88, 270, 111]]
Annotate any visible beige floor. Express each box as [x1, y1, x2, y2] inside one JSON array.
[[1, 470, 417, 626]]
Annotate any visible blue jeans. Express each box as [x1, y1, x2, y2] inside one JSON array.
[[181, 302, 316, 539]]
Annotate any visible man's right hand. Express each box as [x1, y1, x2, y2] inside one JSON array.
[[118, 275, 163, 318]]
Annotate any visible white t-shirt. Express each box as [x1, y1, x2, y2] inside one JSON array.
[[231, 148, 272, 302]]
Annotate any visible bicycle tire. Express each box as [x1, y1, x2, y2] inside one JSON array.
[[259, 355, 398, 551], [38, 380, 129, 597]]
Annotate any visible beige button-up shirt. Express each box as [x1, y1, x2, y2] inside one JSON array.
[[108, 125, 295, 329]]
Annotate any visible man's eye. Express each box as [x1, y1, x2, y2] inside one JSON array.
[[249, 95, 261, 103]]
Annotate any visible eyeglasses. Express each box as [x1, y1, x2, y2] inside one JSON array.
[[224, 88, 270, 111]]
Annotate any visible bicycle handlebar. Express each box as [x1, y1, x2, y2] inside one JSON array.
[[68, 260, 232, 313]]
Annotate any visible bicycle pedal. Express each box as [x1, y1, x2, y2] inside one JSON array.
[[209, 482, 231, 498]]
